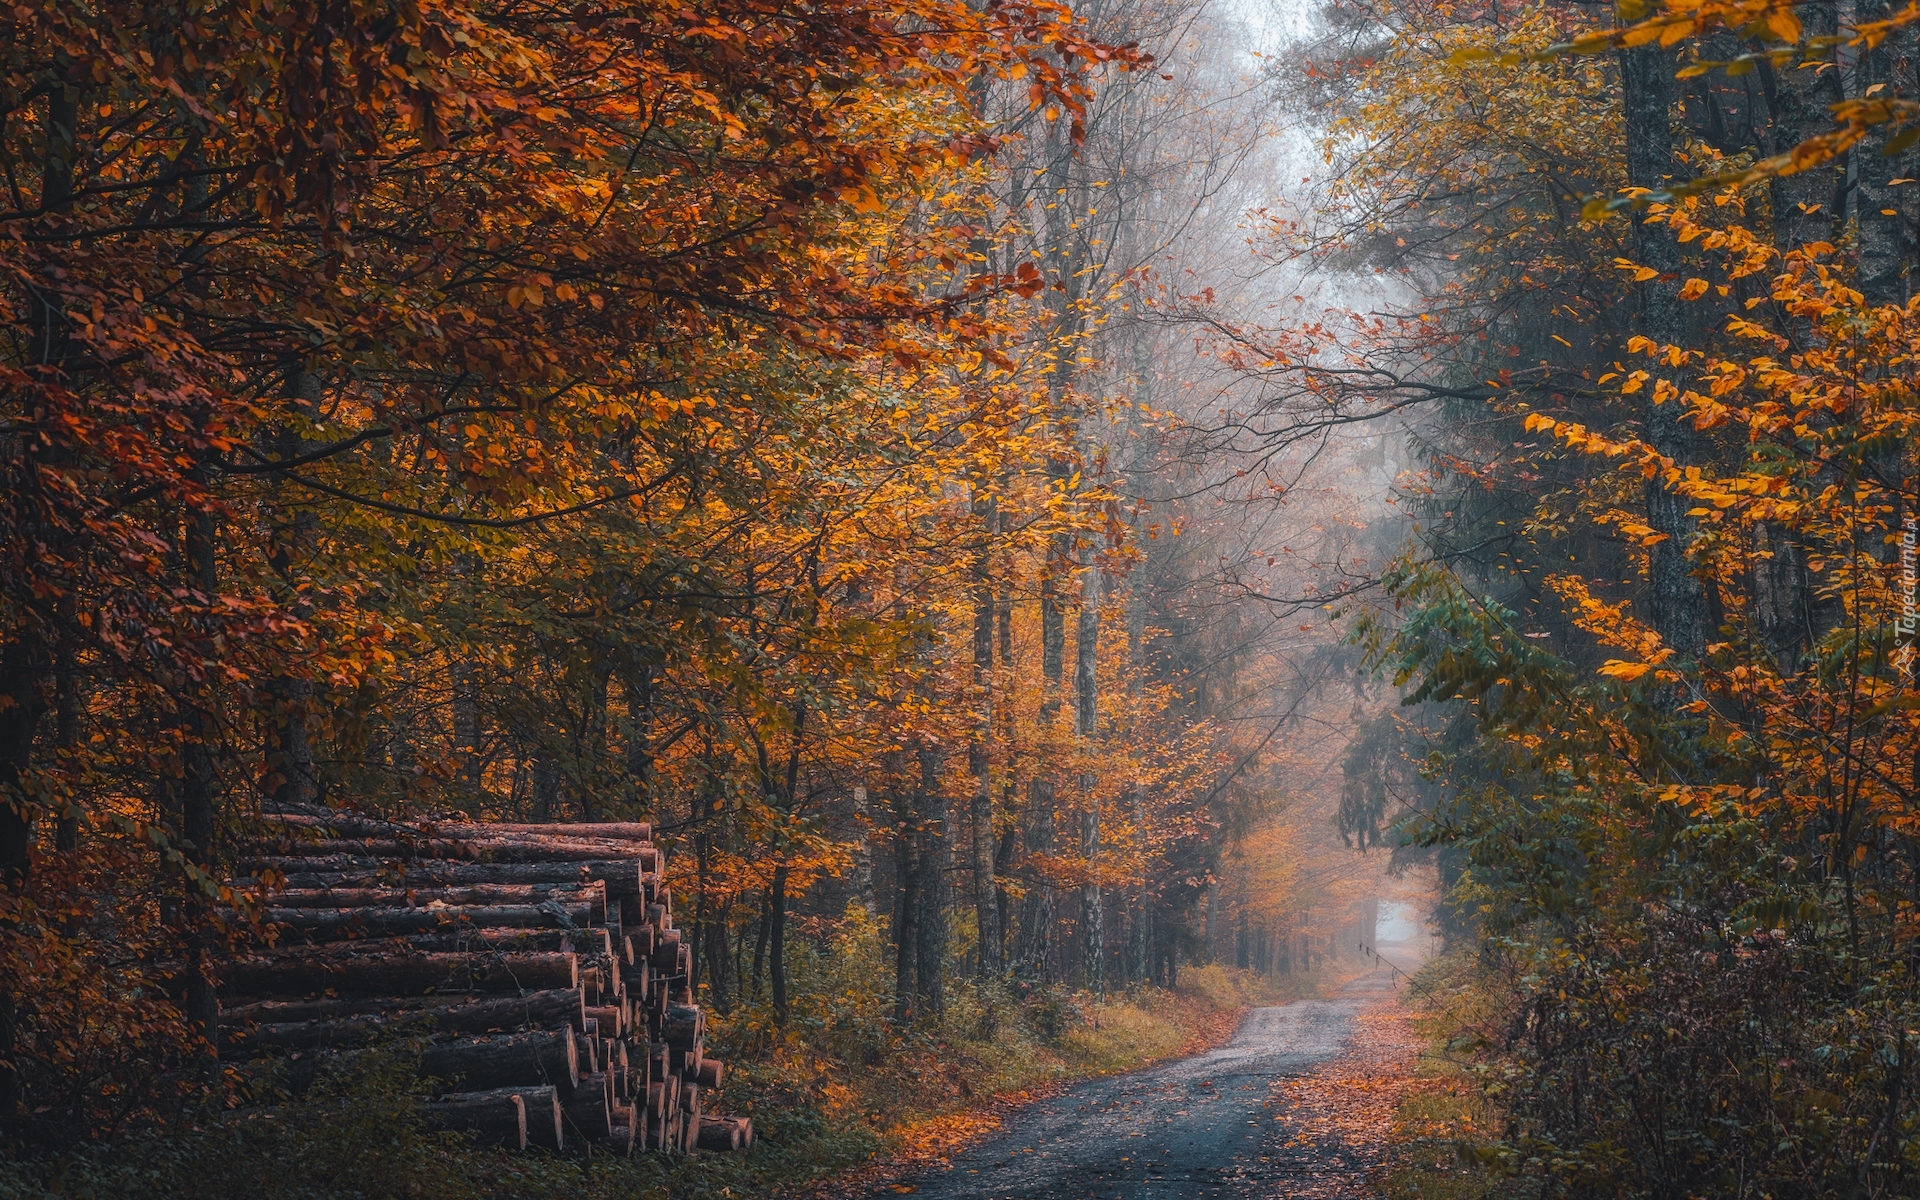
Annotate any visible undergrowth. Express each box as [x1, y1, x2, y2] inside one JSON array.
[[1380, 951, 1529, 1200], [0, 907, 1307, 1199]]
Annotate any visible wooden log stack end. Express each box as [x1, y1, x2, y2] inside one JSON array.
[[221, 812, 743, 1155], [696, 1115, 750, 1152]]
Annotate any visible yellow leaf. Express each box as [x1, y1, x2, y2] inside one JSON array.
[[1598, 661, 1653, 681], [1679, 277, 1709, 301]]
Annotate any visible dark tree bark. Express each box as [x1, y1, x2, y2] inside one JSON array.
[[182, 500, 221, 1057], [52, 595, 79, 853], [1620, 42, 1709, 663], [623, 656, 657, 805], [2, 86, 81, 1113], [1756, 1, 1846, 253], [914, 744, 948, 1017], [750, 886, 771, 1000], [768, 863, 789, 1022], [1014, 778, 1055, 980], [265, 368, 320, 811], [704, 900, 732, 1015], [970, 491, 1001, 978], [892, 783, 918, 1020], [1854, 2, 1917, 305]]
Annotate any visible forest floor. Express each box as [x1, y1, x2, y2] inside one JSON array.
[[837, 970, 1422, 1199]]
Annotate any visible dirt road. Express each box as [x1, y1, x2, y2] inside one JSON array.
[[876, 973, 1407, 1200]]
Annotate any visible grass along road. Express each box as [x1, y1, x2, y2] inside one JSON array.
[[867, 972, 1418, 1199]]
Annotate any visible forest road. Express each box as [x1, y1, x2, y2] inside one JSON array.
[[878, 973, 1405, 1200]]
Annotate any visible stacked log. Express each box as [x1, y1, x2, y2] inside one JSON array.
[[219, 810, 753, 1156]]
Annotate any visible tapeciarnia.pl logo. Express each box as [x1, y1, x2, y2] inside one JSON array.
[[1899, 512, 1917, 685]]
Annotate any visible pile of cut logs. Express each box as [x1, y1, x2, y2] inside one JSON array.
[[220, 810, 752, 1155]]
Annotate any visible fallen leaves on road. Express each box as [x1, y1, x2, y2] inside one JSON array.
[[1258, 988, 1425, 1198]]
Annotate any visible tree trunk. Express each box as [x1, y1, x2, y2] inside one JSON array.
[[1074, 529, 1102, 991], [1081, 803, 1102, 993], [1620, 42, 1708, 663], [914, 744, 948, 1018], [750, 886, 770, 999], [769, 863, 789, 1022], [52, 596, 79, 852], [182, 501, 220, 1057], [578, 666, 609, 822], [1756, 1, 1845, 253], [1853, 2, 1917, 305], [623, 657, 656, 806], [892, 779, 919, 1020], [1015, 778, 1055, 980], [266, 368, 320, 812], [0, 635, 47, 890], [704, 900, 732, 1015], [970, 490, 1000, 978], [532, 755, 559, 822], [1074, 543, 1099, 739], [852, 785, 875, 909]]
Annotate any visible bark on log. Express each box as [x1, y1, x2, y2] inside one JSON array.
[[264, 900, 594, 939], [663, 1004, 702, 1050], [620, 963, 649, 1001], [260, 837, 650, 865], [577, 1029, 599, 1073], [422, 1088, 526, 1150], [260, 837, 481, 860], [222, 988, 585, 1050], [696, 1115, 742, 1151], [249, 857, 646, 899], [266, 882, 605, 920], [606, 1122, 636, 1157], [220, 951, 576, 998], [669, 1042, 703, 1078], [218, 815, 750, 1156], [443, 822, 652, 842], [646, 929, 680, 971], [523, 1084, 564, 1152], [420, 1030, 579, 1099], [263, 812, 446, 840], [460, 838, 654, 864], [585, 1004, 621, 1037], [563, 1071, 613, 1142], [693, 1058, 722, 1090]]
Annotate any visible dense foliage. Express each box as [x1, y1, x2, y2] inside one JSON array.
[[1301, 1, 1920, 1195], [0, 0, 1321, 1173]]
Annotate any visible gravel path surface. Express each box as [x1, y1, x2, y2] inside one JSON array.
[[880, 974, 1404, 1200]]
